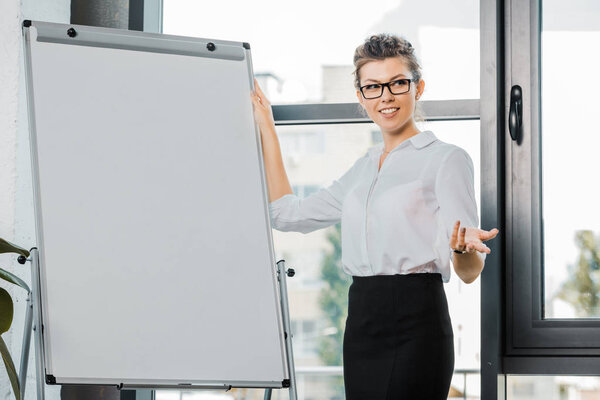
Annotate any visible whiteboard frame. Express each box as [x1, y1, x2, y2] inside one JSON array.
[[22, 19, 294, 392]]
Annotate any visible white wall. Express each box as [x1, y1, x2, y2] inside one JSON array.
[[0, 1, 69, 399]]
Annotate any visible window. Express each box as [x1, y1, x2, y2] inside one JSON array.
[[504, 0, 600, 373]]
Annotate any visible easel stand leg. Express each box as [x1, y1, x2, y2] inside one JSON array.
[[263, 388, 272, 400], [18, 289, 33, 400], [30, 248, 46, 400], [266, 259, 298, 400]]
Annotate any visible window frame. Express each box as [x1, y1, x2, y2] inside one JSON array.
[[502, 0, 600, 376], [271, 100, 479, 125], [480, 0, 505, 397]]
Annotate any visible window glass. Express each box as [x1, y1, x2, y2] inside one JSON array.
[[508, 375, 600, 400], [541, 0, 600, 318], [163, 0, 479, 103]]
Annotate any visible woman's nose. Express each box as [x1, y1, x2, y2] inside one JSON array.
[[381, 85, 395, 100]]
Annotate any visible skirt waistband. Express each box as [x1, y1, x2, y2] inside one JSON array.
[[351, 272, 442, 285]]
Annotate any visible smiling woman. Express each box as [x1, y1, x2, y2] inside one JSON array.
[[353, 37, 426, 135], [251, 33, 499, 400], [355, 56, 424, 169]]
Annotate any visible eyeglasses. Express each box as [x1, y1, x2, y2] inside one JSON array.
[[359, 78, 416, 99]]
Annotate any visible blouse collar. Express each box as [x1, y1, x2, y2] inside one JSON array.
[[368, 130, 437, 159]]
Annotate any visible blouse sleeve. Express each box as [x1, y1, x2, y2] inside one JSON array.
[[268, 155, 365, 234], [434, 147, 486, 262]]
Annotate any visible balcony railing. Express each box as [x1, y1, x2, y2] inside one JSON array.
[[295, 366, 481, 400]]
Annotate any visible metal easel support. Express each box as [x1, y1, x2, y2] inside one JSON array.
[[18, 286, 33, 400], [16, 248, 45, 400], [266, 259, 298, 400], [9, 252, 33, 400], [28, 248, 46, 400]]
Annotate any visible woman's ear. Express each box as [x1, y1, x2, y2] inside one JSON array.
[[416, 79, 425, 100]]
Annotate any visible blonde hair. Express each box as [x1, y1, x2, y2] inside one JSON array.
[[352, 33, 425, 123]]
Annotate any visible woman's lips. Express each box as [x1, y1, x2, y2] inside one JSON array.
[[379, 107, 399, 118]]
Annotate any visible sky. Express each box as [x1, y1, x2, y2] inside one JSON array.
[[162, 0, 481, 103]]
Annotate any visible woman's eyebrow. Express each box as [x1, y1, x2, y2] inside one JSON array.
[[364, 73, 407, 83]]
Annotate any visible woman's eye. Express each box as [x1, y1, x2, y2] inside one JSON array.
[[365, 84, 380, 90], [392, 79, 407, 86]]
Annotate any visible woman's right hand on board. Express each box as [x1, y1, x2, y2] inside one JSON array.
[[250, 78, 276, 134]]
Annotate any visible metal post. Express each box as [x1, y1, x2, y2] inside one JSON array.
[[30, 248, 45, 400], [19, 289, 33, 399], [263, 388, 272, 400], [276, 259, 298, 400]]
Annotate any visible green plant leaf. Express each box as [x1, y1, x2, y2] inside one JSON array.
[[0, 238, 29, 258], [0, 269, 30, 293], [0, 334, 21, 400], [0, 288, 13, 334]]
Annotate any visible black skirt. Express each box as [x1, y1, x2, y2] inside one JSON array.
[[343, 272, 454, 400]]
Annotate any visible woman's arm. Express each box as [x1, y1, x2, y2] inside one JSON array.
[[435, 147, 499, 284], [450, 221, 498, 284], [452, 251, 484, 284], [260, 125, 293, 202], [251, 78, 363, 234], [251, 78, 293, 202]]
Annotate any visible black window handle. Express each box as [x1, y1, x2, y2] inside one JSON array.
[[509, 85, 523, 142]]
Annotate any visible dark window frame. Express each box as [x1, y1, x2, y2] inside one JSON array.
[[501, 0, 600, 378], [271, 100, 479, 126]]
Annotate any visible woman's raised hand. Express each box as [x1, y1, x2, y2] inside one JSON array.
[[250, 78, 276, 134], [450, 220, 499, 254]]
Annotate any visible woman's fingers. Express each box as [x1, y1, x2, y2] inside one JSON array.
[[251, 82, 262, 102], [251, 86, 267, 111], [250, 78, 276, 134], [253, 80, 261, 97], [450, 222, 495, 254], [480, 228, 500, 241], [253, 78, 270, 104], [471, 241, 491, 254], [459, 227, 466, 249], [464, 239, 490, 254], [450, 220, 460, 247], [251, 92, 261, 106], [250, 93, 262, 110]]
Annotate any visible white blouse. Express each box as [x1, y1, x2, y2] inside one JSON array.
[[268, 130, 483, 283]]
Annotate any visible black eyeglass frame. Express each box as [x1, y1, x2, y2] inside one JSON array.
[[358, 78, 417, 99]]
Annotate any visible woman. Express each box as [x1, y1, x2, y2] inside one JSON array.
[[251, 34, 499, 400]]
